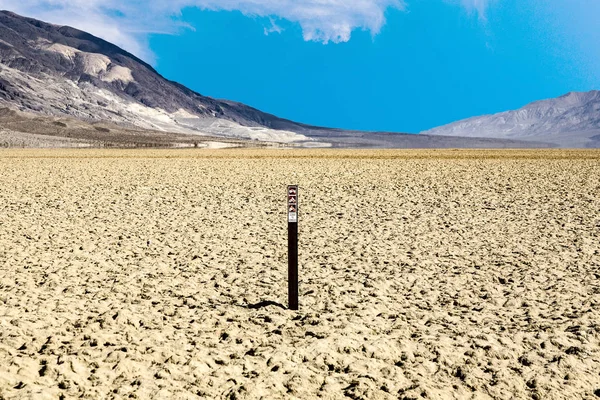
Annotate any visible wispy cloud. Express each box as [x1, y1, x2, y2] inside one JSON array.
[[458, 0, 494, 19], [0, 0, 492, 63]]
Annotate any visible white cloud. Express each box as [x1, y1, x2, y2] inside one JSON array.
[[0, 0, 491, 63]]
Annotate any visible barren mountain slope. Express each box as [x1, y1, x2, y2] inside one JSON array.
[[422, 91, 600, 148]]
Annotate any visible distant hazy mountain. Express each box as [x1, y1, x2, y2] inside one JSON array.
[[422, 91, 600, 148], [0, 10, 554, 148]]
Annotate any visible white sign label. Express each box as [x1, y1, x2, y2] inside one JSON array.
[[288, 185, 298, 223]]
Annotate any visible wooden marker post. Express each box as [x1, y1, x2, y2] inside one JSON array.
[[287, 185, 299, 310]]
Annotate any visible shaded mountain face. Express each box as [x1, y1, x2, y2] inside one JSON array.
[[0, 10, 556, 148], [422, 91, 600, 148]]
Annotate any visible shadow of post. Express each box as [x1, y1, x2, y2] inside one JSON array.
[[246, 301, 287, 310]]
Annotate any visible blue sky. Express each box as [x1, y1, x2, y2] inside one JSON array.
[[2, 0, 598, 132]]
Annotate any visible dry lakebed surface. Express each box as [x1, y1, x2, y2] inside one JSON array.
[[0, 149, 599, 399]]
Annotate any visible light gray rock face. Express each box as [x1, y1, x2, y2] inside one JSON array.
[[0, 10, 555, 148], [422, 91, 600, 148]]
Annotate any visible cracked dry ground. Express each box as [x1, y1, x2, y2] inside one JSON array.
[[0, 149, 599, 399]]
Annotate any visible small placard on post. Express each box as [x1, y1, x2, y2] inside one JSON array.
[[287, 185, 299, 310]]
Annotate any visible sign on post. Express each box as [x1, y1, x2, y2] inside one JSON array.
[[288, 185, 299, 310]]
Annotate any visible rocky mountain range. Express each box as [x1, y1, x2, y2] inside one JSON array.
[[422, 91, 600, 148], [0, 10, 560, 148]]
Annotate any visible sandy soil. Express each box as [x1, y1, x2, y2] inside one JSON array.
[[0, 149, 599, 399]]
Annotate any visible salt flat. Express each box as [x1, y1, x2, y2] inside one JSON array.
[[0, 149, 599, 399]]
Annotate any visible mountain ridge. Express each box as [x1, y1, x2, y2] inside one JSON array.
[[0, 9, 317, 140], [0, 10, 556, 148], [422, 91, 600, 148]]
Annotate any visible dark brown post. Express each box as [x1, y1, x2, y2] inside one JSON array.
[[287, 185, 299, 310]]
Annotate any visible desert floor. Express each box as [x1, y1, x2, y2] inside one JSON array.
[[0, 149, 599, 399]]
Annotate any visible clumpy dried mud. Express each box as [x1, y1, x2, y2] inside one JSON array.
[[0, 149, 599, 399]]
